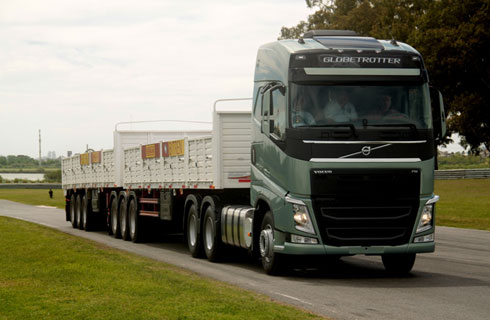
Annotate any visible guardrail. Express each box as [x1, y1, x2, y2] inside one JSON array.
[[0, 183, 62, 189], [435, 169, 490, 180]]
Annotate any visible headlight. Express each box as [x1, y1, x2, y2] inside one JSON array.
[[286, 196, 316, 234], [416, 195, 439, 233]]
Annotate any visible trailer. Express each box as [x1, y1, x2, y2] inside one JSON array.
[[63, 30, 446, 274]]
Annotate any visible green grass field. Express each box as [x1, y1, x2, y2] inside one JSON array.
[[0, 189, 65, 209], [434, 179, 490, 230], [0, 217, 321, 320]]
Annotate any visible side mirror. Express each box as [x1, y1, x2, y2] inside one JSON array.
[[430, 87, 447, 140]]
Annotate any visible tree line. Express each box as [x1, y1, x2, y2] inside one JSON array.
[[280, 0, 489, 153], [0, 155, 61, 169]]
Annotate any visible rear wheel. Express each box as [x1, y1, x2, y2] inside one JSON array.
[[120, 199, 130, 241], [82, 195, 94, 231], [260, 211, 283, 275], [203, 206, 222, 262], [187, 204, 204, 258], [79, 195, 87, 230], [70, 193, 77, 228], [128, 198, 141, 243], [110, 198, 121, 238], [76, 194, 83, 230], [382, 253, 416, 274]]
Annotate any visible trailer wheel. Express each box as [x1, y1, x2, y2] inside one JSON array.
[[382, 254, 416, 274], [187, 204, 204, 258], [260, 211, 283, 275], [79, 195, 87, 230], [76, 194, 83, 230], [70, 193, 77, 228], [203, 206, 222, 262], [110, 198, 121, 238], [128, 198, 141, 243], [82, 195, 93, 231], [120, 198, 130, 241]]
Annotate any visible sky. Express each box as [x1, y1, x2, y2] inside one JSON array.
[[0, 0, 314, 158], [0, 1, 466, 158]]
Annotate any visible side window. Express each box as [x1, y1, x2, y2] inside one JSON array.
[[271, 89, 286, 140]]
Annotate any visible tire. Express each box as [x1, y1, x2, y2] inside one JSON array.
[[110, 198, 121, 238], [128, 198, 141, 243], [82, 195, 93, 231], [186, 204, 204, 258], [120, 198, 130, 241], [260, 211, 284, 275], [203, 205, 222, 262], [76, 194, 83, 230], [382, 253, 416, 274], [70, 193, 77, 228]]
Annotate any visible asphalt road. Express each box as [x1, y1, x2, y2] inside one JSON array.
[[1, 199, 489, 320]]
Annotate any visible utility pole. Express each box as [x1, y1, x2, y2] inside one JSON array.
[[39, 129, 42, 167]]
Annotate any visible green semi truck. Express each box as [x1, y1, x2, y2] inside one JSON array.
[[251, 30, 445, 274], [63, 30, 445, 275]]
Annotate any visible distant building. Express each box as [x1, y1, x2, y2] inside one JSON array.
[[46, 151, 57, 159]]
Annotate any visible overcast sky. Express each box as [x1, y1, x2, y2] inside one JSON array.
[[0, 0, 315, 158], [0, 1, 466, 158]]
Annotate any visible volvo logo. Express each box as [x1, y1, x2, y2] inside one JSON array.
[[361, 146, 371, 156]]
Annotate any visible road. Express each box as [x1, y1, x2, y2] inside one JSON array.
[[1, 199, 489, 320]]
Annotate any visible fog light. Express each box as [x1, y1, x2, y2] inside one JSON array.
[[414, 233, 434, 243], [291, 234, 318, 244]]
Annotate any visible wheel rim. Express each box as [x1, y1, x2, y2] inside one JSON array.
[[111, 202, 118, 234], [70, 196, 76, 224], [120, 203, 126, 234], [82, 198, 87, 227], [189, 214, 197, 247], [76, 197, 82, 226], [205, 216, 214, 251], [259, 225, 274, 263], [129, 201, 136, 237]]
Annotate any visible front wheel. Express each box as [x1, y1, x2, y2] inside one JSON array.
[[260, 211, 283, 275], [186, 204, 204, 258], [382, 253, 416, 274]]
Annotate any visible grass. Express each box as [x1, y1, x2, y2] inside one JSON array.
[[434, 179, 490, 230], [0, 189, 65, 209], [0, 217, 322, 320]]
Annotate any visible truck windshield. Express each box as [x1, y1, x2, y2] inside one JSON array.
[[290, 83, 432, 129]]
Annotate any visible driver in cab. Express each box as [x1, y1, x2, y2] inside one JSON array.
[[324, 88, 358, 122]]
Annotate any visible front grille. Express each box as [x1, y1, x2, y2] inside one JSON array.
[[311, 169, 420, 246]]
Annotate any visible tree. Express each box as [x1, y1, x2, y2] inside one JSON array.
[[409, 0, 490, 153], [280, 0, 490, 152]]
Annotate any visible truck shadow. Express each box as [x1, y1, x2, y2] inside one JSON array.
[[279, 256, 490, 289]]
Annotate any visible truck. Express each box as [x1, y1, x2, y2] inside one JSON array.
[[62, 30, 446, 275]]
